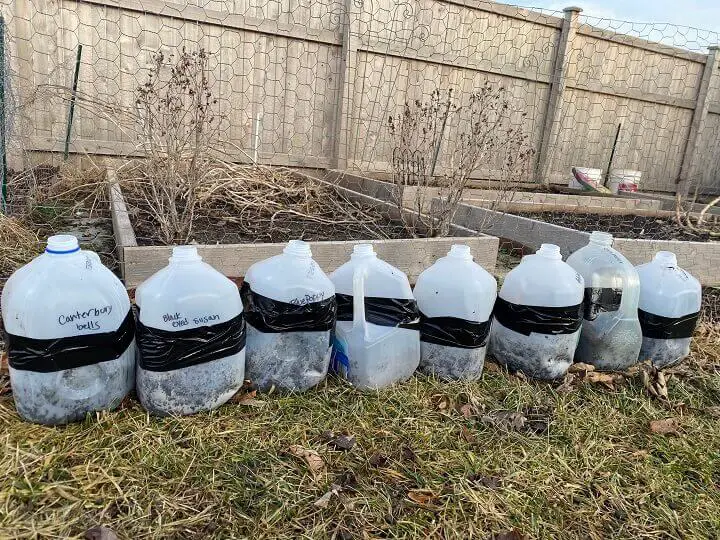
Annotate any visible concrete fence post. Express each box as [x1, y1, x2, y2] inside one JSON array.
[[535, 6, 582, 185], [676, 45, 720, 197], [334, 0, 361, 170]]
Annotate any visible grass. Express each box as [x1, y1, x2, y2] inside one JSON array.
[[1, 331, 719, 539]]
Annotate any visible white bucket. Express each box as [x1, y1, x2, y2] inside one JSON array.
[[569, 167, 603, 190], [609, 169, 641, 194]]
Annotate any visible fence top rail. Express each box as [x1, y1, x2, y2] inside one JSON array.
[[578, 23, 710, 64]]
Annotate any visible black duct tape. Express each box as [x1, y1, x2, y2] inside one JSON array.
[[137, 312, 246, 372], [583, 287, 622, 321], [419, 313, 491, 349], [240, 282, 336, 333], [7, 309, 135, 373], [336, 293, 420, 329], [493, 297, 583, 336], [638, 308, 700, 340]]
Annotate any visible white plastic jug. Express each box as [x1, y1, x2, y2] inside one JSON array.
[[242, 240, 336, 392], [2, 235, 135, 424], [330, 244, 420, 390], [635, 251, 701, 368], [413, 244, 496, 380], [489, 243, 584, 380], [566, 231, 642, 370], [135, 246, 245, 416]]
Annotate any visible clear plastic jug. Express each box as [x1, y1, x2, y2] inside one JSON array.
[[413, 244, 497, 380], [489, 244, 584, 380], [2, 235, 135, 424], [330, 244, 420, 390], [566, 231, 642, 370], [242, 240, 336, 392], [636, 251, 702, 368], [135, 246, 246, 416]]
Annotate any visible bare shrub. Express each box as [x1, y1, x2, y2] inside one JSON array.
[[129, 48, 220, 244], [388, 84, 535, 237]]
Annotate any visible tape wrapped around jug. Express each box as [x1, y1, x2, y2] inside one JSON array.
[[492, 297, 583, 336], [240, 282, 336, 333], [335, 293, 420, 329], [6, 309, 135, 373], [137, 312, 246, 372], [419, 313, 491, 348], [638, 309, 700, 340], [583, 287, 623, 321]]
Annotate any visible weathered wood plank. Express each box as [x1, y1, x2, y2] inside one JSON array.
[[123, 236, 499, 287]]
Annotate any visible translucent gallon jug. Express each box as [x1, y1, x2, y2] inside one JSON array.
[[636, 251, 701, 368], [330, 244, 420, 390], [135, 246, 246, 416], [489, 244, 584, 380], [2, 235, 135, 424], [566, 231, 642, 370], [242, 240, 336, 392], [413, 244, 496, 380]]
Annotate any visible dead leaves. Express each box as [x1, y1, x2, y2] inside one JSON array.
[[84, 527, 119, 540], [407, 488, 440, 509], [313, 483, 342, 508], [490, 530, 529, 540], [228, 386, 266, 407], [558, 362, 625, 392], [287, 445, 325, 478], [480, 407, 552, 436], [640, 365, 669, 400], [318, 430, 356, 451], [649, 418, 681, 436]]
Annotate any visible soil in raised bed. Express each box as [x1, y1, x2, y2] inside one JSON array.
[[516, 212, 719, 242]]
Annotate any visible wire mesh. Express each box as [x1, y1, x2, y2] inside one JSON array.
[[0, 0, 717, 283]]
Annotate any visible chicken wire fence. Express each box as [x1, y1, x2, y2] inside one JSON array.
[[0, 0, 718, 282]]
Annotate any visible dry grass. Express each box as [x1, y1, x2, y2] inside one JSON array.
[[0, 331, 718, 539], [0, 214, 40, 278], [118, 160, 402, 245]]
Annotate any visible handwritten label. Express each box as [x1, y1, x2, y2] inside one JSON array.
[[290, 292, 326, 306], [58, 306, 112, 331], [162, 312, 221, 328]]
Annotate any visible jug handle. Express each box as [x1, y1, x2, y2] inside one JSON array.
[[352, 265, 368, 339]]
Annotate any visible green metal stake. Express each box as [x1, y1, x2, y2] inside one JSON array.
[[0, 14, 8, 212], [63, 43, 82, 160]]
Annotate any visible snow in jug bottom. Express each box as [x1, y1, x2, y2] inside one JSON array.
[[639, 336, 692, 369], [244, 324, 332, 392]]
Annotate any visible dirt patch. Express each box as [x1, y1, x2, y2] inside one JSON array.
[[515, 211, 719, 242], [131, 198, 411, 246]]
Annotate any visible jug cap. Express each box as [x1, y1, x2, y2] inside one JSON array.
[[654, 251, 677, 267], [589, 231, 613, 246], [170, 245, 202, 263], [536, 243, 562, 260], [448, 244, 473, 260], [283, 239, 312, 257], [46, 234, 80, 254], [352, 244, 375, 257]]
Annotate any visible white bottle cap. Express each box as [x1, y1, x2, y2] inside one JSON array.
[[283, 239, 312, 257], [352, 244, 375, 257], [448, 244, 473, 260], [536, 243, 562, 260], [46, 234, 80, 254], [654, 251, 677, 267], [589, 231, 613, 246], [170, 245, 202, 263]]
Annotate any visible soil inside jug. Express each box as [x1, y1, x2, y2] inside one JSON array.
[[489, 322, 579, 380], [419, 343, 486, 381], [639, 336, 692, 369], [244, 324, 332, 392]]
